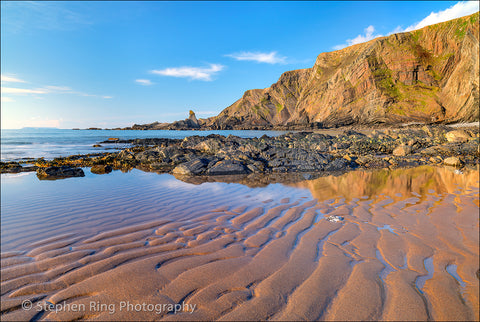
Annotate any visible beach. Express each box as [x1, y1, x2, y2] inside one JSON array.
[[2, 2, 479, 321], [1, 165, 478, 321]]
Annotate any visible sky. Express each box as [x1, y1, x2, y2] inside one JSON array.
[[1, 1, 478, 129]]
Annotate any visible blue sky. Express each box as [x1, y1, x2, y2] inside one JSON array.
[[1, 1, 478, 129]]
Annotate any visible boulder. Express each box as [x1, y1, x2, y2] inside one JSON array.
[[291, 160, 318, 172], [206, 160, 250, 175], [91, 165, 113, 174], [393, 145, 413, 156], [443, 156, 463, 167], [36, 166, 85, 180], [445, 130, 471, 143], [172, 158, 209, 175], [118, 150, 136, 161], [0, 162, 23, 173], [136, 149, 160, 163], [195, 139, 222, 153], [324, 158, 351, 171]]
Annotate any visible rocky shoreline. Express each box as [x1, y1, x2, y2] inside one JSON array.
[[1, 125, 478, 181]]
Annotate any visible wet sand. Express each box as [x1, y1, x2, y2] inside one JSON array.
[[1, 166, 479, 321]]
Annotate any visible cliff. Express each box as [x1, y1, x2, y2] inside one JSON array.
[[206, 13, 479, 129]]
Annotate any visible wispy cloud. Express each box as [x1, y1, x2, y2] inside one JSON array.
[[1, 75, 27, 83], [135, 79, 153, 86], [403, 1, 479, 32], [333, 25, 382, 50], [1, 75, 112, 99], [1, 97, 15, 102], [225, 51, 287, 64], [150, 64, 224, 81], [2, 87, 48, 94], [42, 86, 113, 99], [2, 1, 92, 33], [44, 85, 72, 91]]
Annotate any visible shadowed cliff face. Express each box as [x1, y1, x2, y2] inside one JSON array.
[[208, 13, 479, 129]]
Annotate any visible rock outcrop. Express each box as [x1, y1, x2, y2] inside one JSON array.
[[205, 13, 479, 129], [131, 111, 202, 130], [3, 125, 479, 179], [36, 166, 85, 180]]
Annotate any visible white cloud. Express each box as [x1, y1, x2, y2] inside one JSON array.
[[2, 83, 112, 99], [1, 74, 112, 99], [41, 84, 112, 98], [225, 51, 287, 64], [150, 64, 224, 81], [2, 87, 48, 94], [73, 91, 112, 98], [333, 25, 382, 50], [333, 1, 479, 51], [44, 85, 72, 91], [135, 79, 153, 86], [1, 75, 27, 83], [388, 25, 405, 35], [1, 97, 15, 102], [404, 1, 479, 32]]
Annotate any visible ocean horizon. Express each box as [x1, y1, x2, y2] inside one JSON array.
[[0, 128, 287, 162]]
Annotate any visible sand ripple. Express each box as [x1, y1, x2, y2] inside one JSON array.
[[1, 167, 479, 321]]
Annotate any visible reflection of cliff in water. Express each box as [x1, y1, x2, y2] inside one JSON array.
[[290, 165, 480, 202], [172, 171, 323, 188]]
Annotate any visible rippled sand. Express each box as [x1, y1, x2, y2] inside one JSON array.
[[1, 166, 479, 321]]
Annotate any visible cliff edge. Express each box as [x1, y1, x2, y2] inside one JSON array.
[[206, 13, 479, 129]]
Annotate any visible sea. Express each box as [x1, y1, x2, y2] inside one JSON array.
[[0, 128, 288, 162]]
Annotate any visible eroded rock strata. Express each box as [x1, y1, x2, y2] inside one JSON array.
[[128, 13, 479, 131], [209, 13, 479, 129]]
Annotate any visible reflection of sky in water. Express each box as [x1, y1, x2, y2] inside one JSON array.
[[1, 169, 310, 251], [415, 257, 434, 294], [377, 224, 398, 235], [446, 264, 467, 288]]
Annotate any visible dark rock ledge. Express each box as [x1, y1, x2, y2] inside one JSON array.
[[1, 126, 478, 181]]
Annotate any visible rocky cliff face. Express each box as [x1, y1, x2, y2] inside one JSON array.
[[207, 13, 479, 129]]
